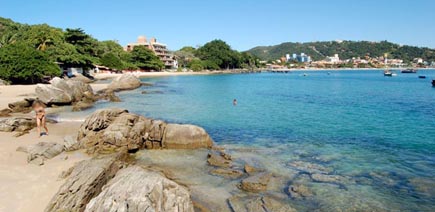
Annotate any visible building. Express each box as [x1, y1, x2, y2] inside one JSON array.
[[288, 53, 311, 63], [325, 54, 340, 63], [125, 36, 177, 69]]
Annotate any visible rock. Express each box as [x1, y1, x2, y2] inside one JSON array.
[[63, 135, 80, 151], [72, 101, 94, 111], [141, 90, 164, 94], [77, 108, 213, 154], [8, 98, 35, 113], [35, 84, 72, 105], [211, 168, 244, 179], [98, 89, 121, 102], [0, 79, 9, 85], [17, 142, 64, 164], [240, 172, 272, 193], [287, 184, 313, 199], [70, 73, 94, 83], [207, 151, 232, 168], [228, 195, 296, 212], [45, 154, 125, 212], [287, 161, 332, 174], [107, 74, 141, 91], [163, 124, 213, 149], [311, 173, 349, 183], [0, 108, 12, 117], [244, 164, 258, 175], [36, 77, 95, 105], [0, 117, 35, 132], [85, 166, 194, 212]]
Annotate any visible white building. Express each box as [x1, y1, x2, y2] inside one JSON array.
[[325, 54, 340, 63]]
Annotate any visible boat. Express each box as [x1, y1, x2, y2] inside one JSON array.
[[384, 70, 394, 77], [418, 76, 426, 79], [401, 69, 418, 73], [432, 80, 435, 87]]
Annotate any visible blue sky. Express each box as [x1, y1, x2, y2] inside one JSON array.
[[1, 0, 434, 51]]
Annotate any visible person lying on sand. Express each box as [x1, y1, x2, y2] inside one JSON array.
[[32, 100, 49, 137]]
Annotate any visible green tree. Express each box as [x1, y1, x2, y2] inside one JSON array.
[[0, 42, 60, 84], [130, 46, 164, 71], [196, 40, 237, 69], [101, 52, 123, 70]]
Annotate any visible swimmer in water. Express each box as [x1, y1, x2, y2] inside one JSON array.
[[233, 99, 237, 106]]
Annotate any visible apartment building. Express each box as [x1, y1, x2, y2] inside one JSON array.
[[125, 36, 177, 69]]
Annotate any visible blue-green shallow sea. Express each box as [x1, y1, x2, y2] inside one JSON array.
[[61, 70, 435, 211]]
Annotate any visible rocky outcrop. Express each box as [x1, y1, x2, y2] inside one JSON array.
[[8, 98, 35, 113], [45, 154, 125, 212], [63, 135, 80, 152], [244, 164, 258, 175], [77, 108, 213, 154], [16, 142, 64, 165], [35, 77, 94, 105], [0, 117, 35, 132], [107, 74, 141, 91], [228, 195, 296, 212], [163, 124, 213, 149], [211, 168, 244, 179], [239, 172, 272, 193], [96, 89, 121, 102], [287, 183, 313, 199], [70, 73, 95, 83], [0, 108, 12, 117], [85, 166, 194, 212], [207, 151, 232, 168]]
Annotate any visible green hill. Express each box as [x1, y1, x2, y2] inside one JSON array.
[[246, 41, 435, 62]]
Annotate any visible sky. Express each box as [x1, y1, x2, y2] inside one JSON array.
[[1, 0, 434, 51]]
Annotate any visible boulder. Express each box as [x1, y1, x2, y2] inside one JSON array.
[[0, 108, 12, 117], [77, 108, 214, 154], [72, 101, 94, 111], [211, 168, 244, 179], [36, 77, 95, 105], [244, 164, 258, 175], [63, 135, 80, 151], [17, 142, 64, 165], [228, 195, 296, 212], [0, 79, 8, 85], [163, 124, 213, 149], [45, 154, 125, 212], [97, 89, 121, 102], [85, 166, 194, 212], [107, 74, 141, 91], [0, 117, 35, 132], [287, 184, 314, 199], [70, 73, 94, 83], [8, 98, 35, 113], [239, 172, 272, 193], [207, 151, 232, 168]]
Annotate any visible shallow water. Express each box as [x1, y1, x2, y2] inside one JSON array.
[[60, 70, 435, 211]]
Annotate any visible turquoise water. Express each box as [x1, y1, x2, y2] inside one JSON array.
[[68, 70, 435, 211]]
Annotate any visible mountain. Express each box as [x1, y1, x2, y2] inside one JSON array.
[[246, 40, 435, 62]]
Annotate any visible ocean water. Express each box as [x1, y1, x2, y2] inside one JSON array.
[[61, 70, 435, 211]]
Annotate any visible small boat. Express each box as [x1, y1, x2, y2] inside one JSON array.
[[401, 69, 418, 73], [418, 76, 426, 79], [384, 70, 393, 77], [432, 80, 435, 87]]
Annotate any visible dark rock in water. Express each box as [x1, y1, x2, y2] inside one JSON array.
[[141, 90, 164, 94], [244, 164, 258, 175], [228, 195, 296, 212], [239, 172, 272, 192], [16, 142, 64, 165], [85, 166, 194, 212], [77, 108, 213, 154], [141, 82, 154, 86], [0, 117, 36, 132], [107, 74, 141, 91], [287, 183, 314, 199], [287, 160, 332, 174], [211, 168, 244, 179], [96, 89, 121, 102], [45, 153, 126, 212], [207, 151, 232, 168], [311, 173, 351, 184], [0, 108, 13, 117]]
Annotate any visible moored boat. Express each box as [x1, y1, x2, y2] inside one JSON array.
[[401, 69, 418, 73], [384, 70, 393, 77]]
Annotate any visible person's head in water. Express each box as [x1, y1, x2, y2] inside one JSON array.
[[233, 99, 237, 106]]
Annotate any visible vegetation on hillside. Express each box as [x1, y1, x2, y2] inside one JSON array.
[[247, 40, 435, 62], [174, 40, 259, 71]]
